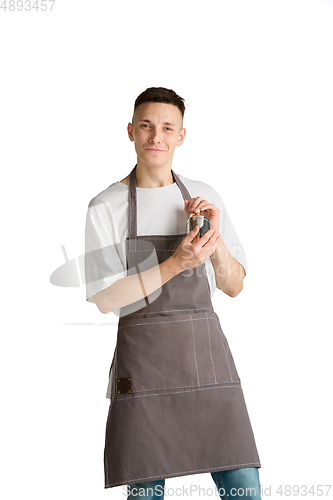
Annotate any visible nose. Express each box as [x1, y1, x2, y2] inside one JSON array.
[[149, 128, 162, 144]]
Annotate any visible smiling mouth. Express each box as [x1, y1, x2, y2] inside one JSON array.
[[146, 149, 164, 152]]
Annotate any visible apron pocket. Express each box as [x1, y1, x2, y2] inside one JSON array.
[[116, 314, 200, 393]]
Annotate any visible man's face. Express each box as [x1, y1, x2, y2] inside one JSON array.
[[127, 102, 186, 169]]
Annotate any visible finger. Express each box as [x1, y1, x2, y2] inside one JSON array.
[[187, 197, 195, 209], [203, 233, 221, 257], [188, 225, 199, 241], [203, 230, 221, 248], [197, 203, 215, 212], [192, 200, 205, 211], [189, 197, 204, 212], [185, 200, 194, 216], [208, 232, 222, 251], [194, 228, 215, 247], [213, 232, 222, 244], [209, 231, 221, 242]]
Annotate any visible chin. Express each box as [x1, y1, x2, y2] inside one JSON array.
[[141, 157, 168, 167]]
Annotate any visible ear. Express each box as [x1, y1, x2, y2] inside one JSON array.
[[127, 122, 134, 142], [177, 127, 186, 147]]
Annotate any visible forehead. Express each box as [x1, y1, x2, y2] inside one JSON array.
[[134, 102, 182, 125]]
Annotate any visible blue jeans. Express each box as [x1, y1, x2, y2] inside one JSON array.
[[127, 467, 262, 499]]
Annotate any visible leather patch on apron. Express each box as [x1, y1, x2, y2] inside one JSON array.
[[116, 376, 132, 394]]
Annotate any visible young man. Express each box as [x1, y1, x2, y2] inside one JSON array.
[[85, 87, 262, 499]]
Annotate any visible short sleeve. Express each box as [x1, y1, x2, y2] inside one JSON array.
[[208, 187, 248, 276], [84, 207, 127, 304]]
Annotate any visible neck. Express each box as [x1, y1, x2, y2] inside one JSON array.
[[135, 160, 175, 188]]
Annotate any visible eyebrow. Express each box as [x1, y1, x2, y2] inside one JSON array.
[[139, 119, 177, 127]]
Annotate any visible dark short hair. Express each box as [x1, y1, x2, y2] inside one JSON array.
[[132, 87, 185, 125]]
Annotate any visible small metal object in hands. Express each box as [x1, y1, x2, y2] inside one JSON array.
[[186, 211, 212, 238]]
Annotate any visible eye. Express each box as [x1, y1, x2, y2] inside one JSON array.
[[140, 123, 150, 128], [166, 127, 173, 131]]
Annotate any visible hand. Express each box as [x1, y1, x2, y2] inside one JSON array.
[[184, 197, 220, 232], [172, 226, 222, 272]]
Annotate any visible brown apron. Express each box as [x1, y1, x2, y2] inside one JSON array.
[[104, 165, 261, 489]]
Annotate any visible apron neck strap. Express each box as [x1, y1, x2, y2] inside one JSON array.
[[128, 164, 192, 240]]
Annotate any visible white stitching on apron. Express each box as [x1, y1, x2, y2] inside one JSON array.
[[118, 315, 220, 329], [131, 380, 236, 394], [119, 307, 216, 316], [206, 311, 217, 384], [217, 322, 233, 381], [115, 383, 242, 400], [190, 313, 200, 386], [105, 462, 261, 488]]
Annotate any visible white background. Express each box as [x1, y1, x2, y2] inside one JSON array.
[[1, 0, 332, 499]]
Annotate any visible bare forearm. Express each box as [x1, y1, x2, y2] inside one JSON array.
[[94, 256, 181, 314], [210, 238, 245, 297]]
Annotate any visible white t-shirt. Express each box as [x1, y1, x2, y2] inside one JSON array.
[[84, 173, 247, 312]]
